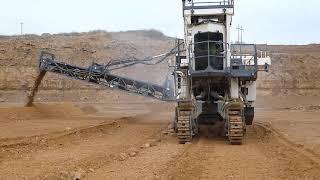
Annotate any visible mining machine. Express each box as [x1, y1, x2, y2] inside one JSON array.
[[30, 0, 271, 145]]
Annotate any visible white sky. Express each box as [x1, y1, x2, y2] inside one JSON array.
[[0, 0, 319, 44]]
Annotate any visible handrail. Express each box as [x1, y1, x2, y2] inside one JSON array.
[[257, 50, 269, 58], [191, 40, 228, 55], [230, 44, 258, 75], [184, 0, 234, 10], [230, 44, 257, 56], [187, 0, 234, 6], [193, 40, 229, 46]]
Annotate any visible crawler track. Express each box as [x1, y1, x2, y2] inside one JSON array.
[[177, 111, 192, 144], [228, 109, 244, 145]]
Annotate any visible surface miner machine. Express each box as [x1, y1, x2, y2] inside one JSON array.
[[31, 0, 270, 145]]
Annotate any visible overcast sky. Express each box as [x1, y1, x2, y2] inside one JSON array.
[[1, 0, 319, 44]]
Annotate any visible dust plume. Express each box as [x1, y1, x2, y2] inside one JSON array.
[[25, 71, 46, 107]]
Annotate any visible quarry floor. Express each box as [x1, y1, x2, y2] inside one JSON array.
[[0, 96, 320, 179]]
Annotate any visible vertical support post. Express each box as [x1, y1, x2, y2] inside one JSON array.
[[191, 0, 194, 10], [20, 22, 24, 35], [230, 78, 239, 99], [226, 15, 232, 68], [240, 26, 244, 44], [237, 25, 244, 44], [237, 25, 240, 43], [177, 39, 181, 66], [207, 41, 210, 69], [246, 81, 256, 103], [254, 45, 258, 70]]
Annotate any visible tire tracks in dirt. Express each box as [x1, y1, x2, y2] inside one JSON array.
[[1, 114, 320, 179], [0, 116, 129, 160], [86, 131, 194, 179], [157, 124, 320, 180], [0, 115, 168, 179], [255, 122, 320, 164], [40, 123, 168, 180], [86, 122, 320, 180]]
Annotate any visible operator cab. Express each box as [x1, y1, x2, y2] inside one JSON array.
[[194, 32, 224, 71], [183, 0, 234, 76]]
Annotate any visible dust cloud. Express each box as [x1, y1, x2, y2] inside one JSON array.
[[25, 71, 46, 107]]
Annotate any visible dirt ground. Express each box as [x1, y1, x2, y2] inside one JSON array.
[[0, 31, 320, 179], [0, 94, 320, 180]]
